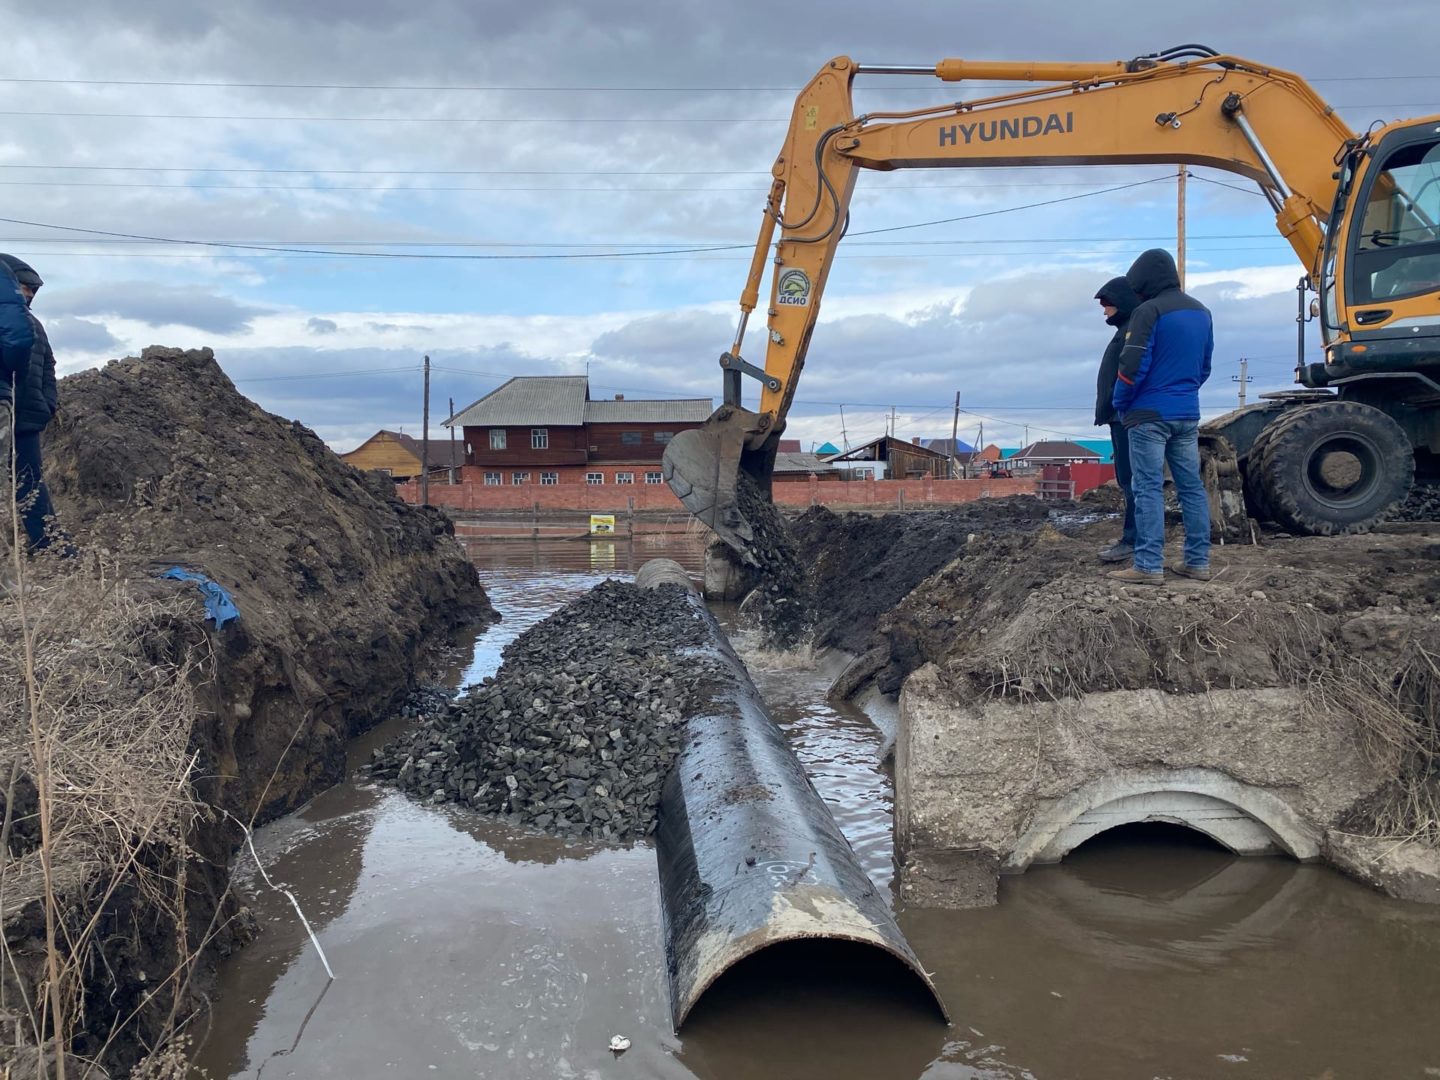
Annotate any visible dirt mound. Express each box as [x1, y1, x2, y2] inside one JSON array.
[[371, 581, 716, 840], [1394, 481, 1440, 523], [5, 346, 495, 1072], [789, 497, 1057, 654], [735, 472, 814, 649]]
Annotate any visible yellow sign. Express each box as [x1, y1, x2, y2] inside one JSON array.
[[590, 514, 616, 535]]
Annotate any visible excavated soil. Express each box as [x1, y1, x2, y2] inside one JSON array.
[[371, 581, 718, 840], [794, 495, 1440, 850], [2, 346, 494, 1074], [736, 472, 815, 648], [789, 497, 1057, 655]]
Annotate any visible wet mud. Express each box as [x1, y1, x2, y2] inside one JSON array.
[[191, 537, 1440, 1080]]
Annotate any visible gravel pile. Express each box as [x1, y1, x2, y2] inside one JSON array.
[[1393, 482, 1440, 524], [735, 471, 815, 649], [369, 580, 717, 840]]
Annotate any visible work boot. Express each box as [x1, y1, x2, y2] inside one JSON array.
[[1168, 563, 1212, 582], [1098, 542, 1134, 564], [1107, 567, 1165, 587]]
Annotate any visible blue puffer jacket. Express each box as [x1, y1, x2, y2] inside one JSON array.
[[1112, 249, 1213, 428], [14, 315, 57, 434], [0, 265, 33, 405]]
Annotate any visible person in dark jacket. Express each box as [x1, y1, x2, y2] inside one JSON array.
[[1108, 248, 1212, 585], [0, 254, 67, 554], [1093, 275, 1142, 563], [0, 262, 34, 448]]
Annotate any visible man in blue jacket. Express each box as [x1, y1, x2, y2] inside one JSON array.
[[1, 262, 34, 451], [1108, 248, 1212, 585], [0, 254, 67, 554]]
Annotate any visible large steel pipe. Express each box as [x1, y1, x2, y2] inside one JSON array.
[[639, 560, 948, 1030]]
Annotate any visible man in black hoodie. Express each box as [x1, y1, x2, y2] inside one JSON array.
[[0, 254, 67, 554], [1093, 276, 1141, 563], [1108, 248, 1213, 586]]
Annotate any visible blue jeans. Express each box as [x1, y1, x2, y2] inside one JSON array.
[[1108, 421, 1136, 545], [1127, 420, 1210, 573], [12, 430, 59, 552]]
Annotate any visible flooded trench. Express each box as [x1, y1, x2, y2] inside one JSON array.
[[193, 537, 1440, 1080]]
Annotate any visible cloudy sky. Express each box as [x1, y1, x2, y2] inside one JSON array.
[[5, 1, 1437, 452]]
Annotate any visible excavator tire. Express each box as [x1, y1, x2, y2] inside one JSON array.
[[1197, 432, 1252, 543], [1254, 401, 1414, 536], [1240, 415, 1286, 524]]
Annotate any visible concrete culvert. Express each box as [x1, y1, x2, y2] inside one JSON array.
[[1004, 768, 1321, 871]]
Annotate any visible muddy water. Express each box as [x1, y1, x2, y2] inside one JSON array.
[[194, 538, 1440, 1080]]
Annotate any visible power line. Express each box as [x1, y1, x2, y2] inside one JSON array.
[[1, 232, 1275, 248], [1, 74, 1435, 91], [4, 103, 1435, 123], [0, 179, 1175, 261], [0, 178, 1197, 193]]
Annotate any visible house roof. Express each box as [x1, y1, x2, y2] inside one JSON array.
[[1012, 439, 1103, 461], [447, 376, 712, 427], [816, 441, 841, 455], [828, 435, 953, 462], [920, 437, 977, 456], [777, 439, 802, 453], [773, 451, 837, 473], [447, 376, 589, 427], [583, 398, 713, 424], [382, 430, 466, 469]]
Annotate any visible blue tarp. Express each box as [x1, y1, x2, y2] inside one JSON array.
[[160, 567, 240, 629]]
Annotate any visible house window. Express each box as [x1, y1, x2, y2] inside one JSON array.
[[645, 471, 663, 484], [511, 471, 530, 485], [615, 472, 634, 485], [586, 472, 604, 485], [540, 472, 558, 485], [483, 472, 502, 486], [531, 428, 549, 450], [653, 431, 674, 444], [489, 429, 506, 450], [621, 431, 642, 445]]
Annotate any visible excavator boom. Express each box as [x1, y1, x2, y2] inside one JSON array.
[[664, 45, 1440, 561]]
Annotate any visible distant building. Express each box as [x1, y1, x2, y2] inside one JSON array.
[[341, 429, 466, 480], [446, 376, 712, 486], [1008, 440, 1104, 470], [825, 435, 952, 480], [773, 450, 839, 481]]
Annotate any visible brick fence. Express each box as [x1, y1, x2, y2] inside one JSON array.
[[397, 474, 1040, 513]]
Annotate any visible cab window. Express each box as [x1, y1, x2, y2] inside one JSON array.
[[1351, 136, 1440, 304]]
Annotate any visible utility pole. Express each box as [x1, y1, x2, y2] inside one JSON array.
[[421, 354, 431, 506], [1233, 357, 1254, 406], [889, 405, 897, 439], [448, 396, 457, 484], [949, 391, 961, 479], [839, 404, 850, 450], [1177, 166, 1187, 290], [1023, 423, 1030, 448]]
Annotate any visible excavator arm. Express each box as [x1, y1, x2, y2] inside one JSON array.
[[663, 46, 1360, 560]]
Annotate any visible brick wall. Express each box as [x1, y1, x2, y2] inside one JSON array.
[[398, 473, 1039, 513]]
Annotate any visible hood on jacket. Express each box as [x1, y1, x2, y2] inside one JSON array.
[[1125, 248, 1181, 301], [1094, 275, 1142, 326], [0, 254, 42, 291]]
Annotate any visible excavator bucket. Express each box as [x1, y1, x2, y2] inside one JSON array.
[[662, 406, 769, 564]]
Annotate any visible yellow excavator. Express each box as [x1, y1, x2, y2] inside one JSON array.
[[662, 45, 1440, 563]]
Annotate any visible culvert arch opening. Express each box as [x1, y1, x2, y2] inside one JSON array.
[[1068, 820, 1234, 856], [1004, 768, 1321, 872], [680, 939, 948, 1032]]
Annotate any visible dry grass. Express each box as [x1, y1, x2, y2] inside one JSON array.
[[1305, 642, 1440, 845], [0, 482, 212, 1077]]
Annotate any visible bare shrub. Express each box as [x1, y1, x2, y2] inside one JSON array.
[[1, 502, 211, 1076]]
